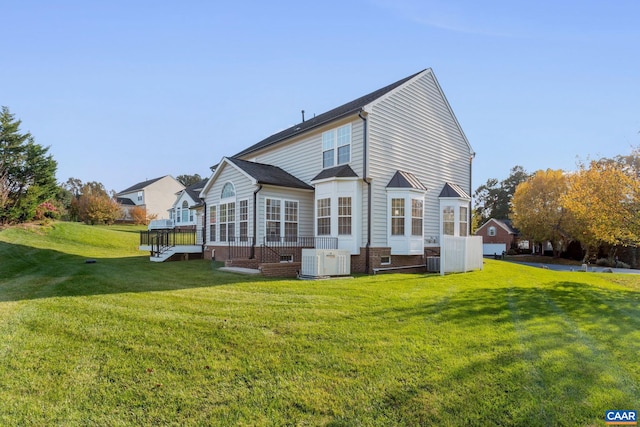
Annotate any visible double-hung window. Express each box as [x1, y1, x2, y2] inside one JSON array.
[[459, 206, 468, 237], [317, 198, 331, 235], [443, 206, 455, 236], [391, 198, 405, 235], [209, 206, 216, 241], [266, 198, 298, 242], [322, 124, 351, 168], [266, 199, 281, 242], [239, 200, 248, 241], [284, 201, 298, 242], [338, 197, 352, 235], [412, 199, 423, 236]]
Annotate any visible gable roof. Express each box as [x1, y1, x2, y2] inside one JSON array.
[[232, 69, 427, 159], [311, 164, 359, 182], [386, 170, 427, 191], [438, 182, 470, 199], [476, 218, 518, 235], [118, 176, 167, 194], [184, 179, 208, 202], [226, 158, 313, 190]]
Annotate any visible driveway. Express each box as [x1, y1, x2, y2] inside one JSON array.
[[503, 260, 640, 275]]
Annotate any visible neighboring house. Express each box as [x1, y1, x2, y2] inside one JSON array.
[[169, 179, 208, 229], [475, 218, 527, 255], [196, 68, 476, 275], [117, 175, 185, 221]]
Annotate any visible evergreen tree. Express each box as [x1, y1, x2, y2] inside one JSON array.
[[0, 106, 58, 224]]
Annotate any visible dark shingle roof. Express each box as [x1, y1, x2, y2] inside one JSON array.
[[227, 158, 313, 190], [184, 179, 208, 202], [438, 182, 470, 198], [386, 170, 427, 191], [311, 164, 359, 181], [117, 197, 136, 206], [232, 69, 426, 159], [118, 176, 166, 194]]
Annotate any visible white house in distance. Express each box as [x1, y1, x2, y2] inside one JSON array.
[[117, 175, 184, 221], [196, 68, 478, 276]]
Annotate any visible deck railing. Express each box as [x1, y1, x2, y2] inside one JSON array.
[[140, 229, 201, 257]]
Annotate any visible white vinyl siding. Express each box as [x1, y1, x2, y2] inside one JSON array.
[[368, 71, 472, 247]]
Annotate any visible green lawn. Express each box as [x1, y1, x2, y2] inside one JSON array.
[[0, 222, 638, 426]]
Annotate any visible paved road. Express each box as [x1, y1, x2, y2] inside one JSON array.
[[503, 260, 640, 275]]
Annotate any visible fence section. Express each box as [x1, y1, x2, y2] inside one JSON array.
[[441, 236, 483, 274]]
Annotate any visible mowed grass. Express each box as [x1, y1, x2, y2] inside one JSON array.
[[0, 223, 638, 426]]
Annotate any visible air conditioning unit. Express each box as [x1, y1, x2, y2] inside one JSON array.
[[301, 249, 351, 278], [426, 256, 440, 272]]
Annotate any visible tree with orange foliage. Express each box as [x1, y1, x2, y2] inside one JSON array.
[[511, 169, 572, 257], [562, 160, 640, 262]]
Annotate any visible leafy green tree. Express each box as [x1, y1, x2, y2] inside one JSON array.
[[0, 106, 58, 224], [176, 174, 203, 187], [473, 165, 530, 228]]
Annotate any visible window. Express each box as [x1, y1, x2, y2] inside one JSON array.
[[391, 198, 405, 235], [488, 226, 496, 237], [411, 199, 423, 236], [221, 182, 235, 198], [317, 198, 331, 235], [219, 202, 235, 242], [280, 254, 294, 263], [181, 201, 189, 223], [338, 197, 352, 235], [459, 206, 468, 237], [239, 200, 248, 242], [443, 206, 454, 236], [266, 199, 281, 242], [322, 124, 351, 168], [284, 201, 298, 242], [137, 191, 143, 202], [209, 205, 216, 241], [380, 255, 391, 265]]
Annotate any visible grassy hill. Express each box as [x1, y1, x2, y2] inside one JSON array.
[[0, 222, 638, 426]]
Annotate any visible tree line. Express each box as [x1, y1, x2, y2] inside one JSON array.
[[1, 106, 201, 226], [474, 148, 640, 265]]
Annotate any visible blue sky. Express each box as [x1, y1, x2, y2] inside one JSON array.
[[3, 0, 638, 194]]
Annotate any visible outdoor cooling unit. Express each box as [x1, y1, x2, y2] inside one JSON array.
[[426, 256, 440, 273], [301, 249, 351, 278]]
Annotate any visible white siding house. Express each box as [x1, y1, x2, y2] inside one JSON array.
[[197, 68, 476, 275], [117, 175, 185, 221]]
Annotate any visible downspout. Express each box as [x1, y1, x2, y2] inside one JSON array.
[[359, 109, 371, 274], [469, 152, 475, 234], [252, 184, 263, 259], [202, 200, 207, 253]]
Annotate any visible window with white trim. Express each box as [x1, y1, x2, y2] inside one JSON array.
[[443, 206, 455, 236], [209, 205, 216, 241], [459, 206, 468, 237], [239, 200, 248, 241], [338, 197, 352, 235], [317, 198, 331, 235], [265, 198, 298, 242], [411, 199, 423, 236], [488, 226, 496, 237], [181, 200, 189, 223], [221, 182, 235, 198], [322, 124, 351, 169], [137, 191, 143, 202], [391, 198, 405, 236], [284, 201, 298, 242], [266, 198, 281, 242], [219, 202, 235, 242]]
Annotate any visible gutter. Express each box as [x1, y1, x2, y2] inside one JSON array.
[[359, 109, 371, 274]]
